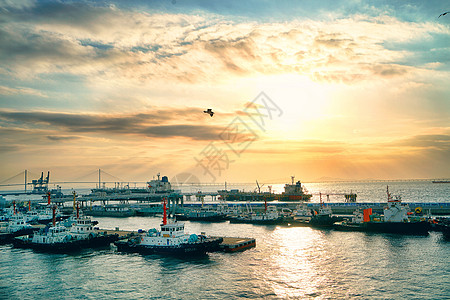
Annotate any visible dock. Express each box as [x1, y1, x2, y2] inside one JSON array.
[[99, 228, 136, 238], [216, 237, 256, 252]]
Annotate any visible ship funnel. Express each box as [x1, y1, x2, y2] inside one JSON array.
[[52, 205, 56, 226], [162, 198, 167, 225]]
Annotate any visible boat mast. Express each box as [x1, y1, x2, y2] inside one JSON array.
[[47, 191, 51, 205]]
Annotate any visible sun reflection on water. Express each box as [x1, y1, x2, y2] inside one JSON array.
[[262, 227, 329, 298]]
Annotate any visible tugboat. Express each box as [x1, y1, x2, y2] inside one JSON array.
[[27, 192, 66, 224], [334, 186, 430, 235], [114, 199, 223, 255], [13, 204, 119, 252], [0, 210, 36, 244]]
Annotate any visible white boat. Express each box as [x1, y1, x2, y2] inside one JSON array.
[[0, 214, 35, 243], [13, 205, 118, 252], [293, 203, 313, 221], [230, 203, 283, 224], [115, 199, 222, 255]]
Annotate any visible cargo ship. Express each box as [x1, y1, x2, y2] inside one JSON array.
[[218, 177, 312, 202]]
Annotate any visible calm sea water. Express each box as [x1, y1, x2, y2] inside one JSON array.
[[1, 182, 449, 299]]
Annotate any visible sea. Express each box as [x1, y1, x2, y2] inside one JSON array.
[[1, 181, 449, 299]]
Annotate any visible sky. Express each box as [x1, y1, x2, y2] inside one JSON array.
[[0, 0, 449, 186]]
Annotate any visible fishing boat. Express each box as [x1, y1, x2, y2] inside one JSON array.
[[293, 203, 313, 222], [13, 204, 118, 252], [114, 199, 223, 255], [229, 201, 286, 225]]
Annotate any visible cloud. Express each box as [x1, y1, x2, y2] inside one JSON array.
[[0, 1, 447, 85], [394, 134, 450, 150], [0, 85, 47, 97], [46, 135, 81, 141], [0, 145, 19, 153], [0, 108, 227, 140]]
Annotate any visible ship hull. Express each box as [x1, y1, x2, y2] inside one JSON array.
[[0, 228, 36, 244], [309, 215, 343, 227], [229, 217, 291, 225], [12, 234, 119, 253], [175, 214, 227, 222], [334, 221, 430, 235], [114, 237, 223, 256]]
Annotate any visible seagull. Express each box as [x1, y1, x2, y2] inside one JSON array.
[[438, 11, 450, 18], [203, 108, 214, 117]]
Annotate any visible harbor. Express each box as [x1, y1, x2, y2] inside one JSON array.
[[2, 1, 450, 297], [1, 179, 449, 299]]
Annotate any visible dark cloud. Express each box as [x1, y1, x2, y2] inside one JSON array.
[[46, 136, 81, 141], [0, 2, 118, 33], [396, 134, 450, 150], [370, 64, 409, 77], [140, 125, 223, 140], [0, 145, 19, 153], [0, 109, 225, 141]]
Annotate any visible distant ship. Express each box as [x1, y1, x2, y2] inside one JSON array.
[[218, 177, 312, 202], [431, 180, 450, 183]]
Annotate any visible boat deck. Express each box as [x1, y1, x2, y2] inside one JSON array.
[[99, 229, 136, 238], [217, 237, 256, 252]]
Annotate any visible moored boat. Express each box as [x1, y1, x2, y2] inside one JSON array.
[[175, 207, 227, 221], [114, 199, 222, 256], [308, 205, 342, 227], [229, 201, 287, 225], [333, 187, 431, 235], [293, 203, 313, 222], [13, 204, 118, 252], [0, 213, 36, 243]]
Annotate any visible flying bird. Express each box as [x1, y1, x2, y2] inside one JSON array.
[[203, 108, 214, 117], [438, 11, 450, 18]]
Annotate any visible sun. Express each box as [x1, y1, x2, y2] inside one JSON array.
[[247, 73, 338, 140]]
